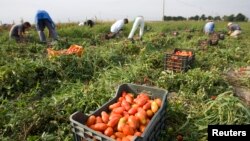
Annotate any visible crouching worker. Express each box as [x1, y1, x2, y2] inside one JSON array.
[[9, 22, 31, 42], [105, 18, 128, 39], [84, 20, 95, 27], [35, 10, 58, 43], [204, 20, 215, 35], [128, 16, 145, 41], [227, 22, 241, 38]]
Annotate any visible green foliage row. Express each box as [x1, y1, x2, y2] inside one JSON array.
[[0, 21, 249, 141]]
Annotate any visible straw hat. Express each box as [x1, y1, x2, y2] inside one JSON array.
[[227, 22, 233, 26]]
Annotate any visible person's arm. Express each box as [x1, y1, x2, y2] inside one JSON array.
[[18, 26, 25, 38], [116, 21, 125, 33], [227, 26, 232, 35], [228, 25, 233, 31], [34, 15, 39, 30], [47, 15, 56, 29]]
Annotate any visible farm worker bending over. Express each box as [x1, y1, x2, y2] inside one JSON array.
[[9, 22, 31, 42], [84, 20, 95, 27], [128, 16, 145, 40], [35, 10, 58, 43], [106, 18, 128, 39], [227, 22, 241, 38], [204, 20, 215, 35]]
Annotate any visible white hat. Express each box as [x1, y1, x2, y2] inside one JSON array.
[[227, 22, 233, 26]]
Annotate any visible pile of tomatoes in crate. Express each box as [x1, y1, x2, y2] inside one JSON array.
[[85, 91, 162, 141]]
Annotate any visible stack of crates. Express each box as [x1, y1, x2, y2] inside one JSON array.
[[69, 83, 168, 141], [164, 48, 195, 72]]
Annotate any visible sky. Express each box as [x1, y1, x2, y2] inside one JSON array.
[[0, 0, 249, 24]]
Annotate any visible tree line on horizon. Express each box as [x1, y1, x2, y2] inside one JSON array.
[[163, 13, 248, 22]]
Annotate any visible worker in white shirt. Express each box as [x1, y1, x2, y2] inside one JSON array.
[[105, 18, 128, 39], [227, 22, 241, 38], [128, 16, 145, 41]]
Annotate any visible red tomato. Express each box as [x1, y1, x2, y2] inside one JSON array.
[[135, 112, 147, 125], [151, 101, 159, 113], [93, 123, 108, 132], [134, 131, 142, 136], [117, 117, 126, 131], [128, 107, 137, 115], [110, 135, 116, 139], [211, 96, 217, 100], [137, 93, 150, 101], [86, 115, 96, 126], [146, 109, 154, 118], [95, 116, 103, 123], [154, 98, 162, 107], [127, 93, 134, 98], [121, 100, 131, 111], [123, 111, 130, 118], [109, 102, 121, 110], [104, 127, 114, 137], [116, 138, 122, 141], [125, 94, 133, 104], [121, 137, 130, 141], [126, 135, 134, 140], [122, 91, 127, 97], [140, 125, 146, 133], [138, 108, 147, 117], [101, 111, 109, 124], [136, 98, 148, 107], [109, 113, 122, 120], [143, 102, 151, 110], [113, 107, 125, 115], [127, 116, 139, 129], [119, 97, 125, 102], [122, 124, 134, 135], [107, 116, 120, 127], [115, 132, 125, 138]]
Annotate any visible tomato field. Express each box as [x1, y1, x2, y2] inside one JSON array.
[[0, 21, 250, 141]]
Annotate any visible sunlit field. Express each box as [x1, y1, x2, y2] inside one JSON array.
[[0, 21, 250, 141]]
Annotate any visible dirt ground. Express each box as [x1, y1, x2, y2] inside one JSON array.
[[226, 66, 250, 106]]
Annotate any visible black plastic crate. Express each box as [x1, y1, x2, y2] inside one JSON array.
[[70, 83, 168, 141], [164, 48, 195, 72]]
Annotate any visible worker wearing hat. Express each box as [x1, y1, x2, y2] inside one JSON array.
[[227, 22, 241, 38]]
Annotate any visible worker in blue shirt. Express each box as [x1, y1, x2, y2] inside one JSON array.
[[35, 10, 57, 43], [204, 20, 215, 35]]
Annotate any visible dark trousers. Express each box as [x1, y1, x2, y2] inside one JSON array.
[[36, 19, 57, 42]]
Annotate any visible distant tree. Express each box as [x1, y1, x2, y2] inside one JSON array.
[[173, 16, 186, 21], [189, 15, 199, 21], [235, 13, 247, 21], [163, 16, 186, 21], [177, 16, 187, 21], [194, 15, 200, 20], [207, 16, 213, 20], [222, 15, 228, 21], [200, 14, 207, 20], [164, 13, 247, 22], [214, 16, 221, 21], [163, 16, 172, 21], [227, 14, 235, 21]]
